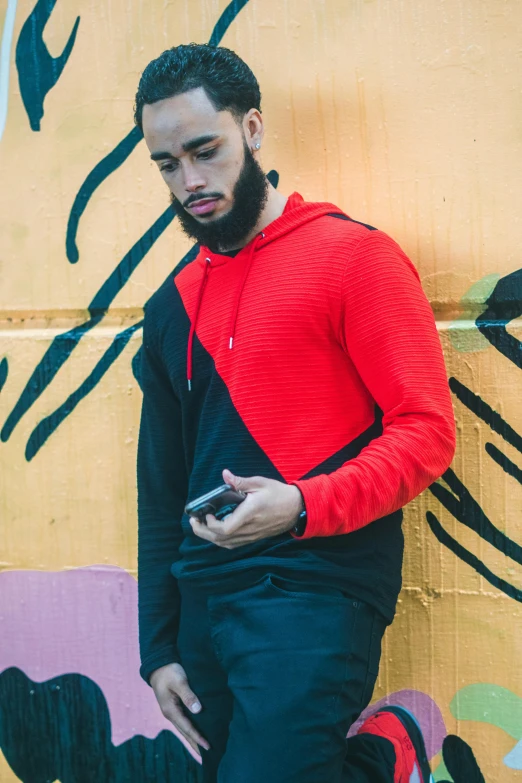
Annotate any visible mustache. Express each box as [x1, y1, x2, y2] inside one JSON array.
[[182, 192, 223, 209]]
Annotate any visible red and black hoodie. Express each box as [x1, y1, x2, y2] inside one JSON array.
[[137, 192, 456, 684]]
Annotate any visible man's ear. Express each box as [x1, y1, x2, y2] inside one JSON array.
[[243, 108, 264, 151]]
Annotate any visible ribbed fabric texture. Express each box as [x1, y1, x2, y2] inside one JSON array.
[[137, 192, 456, 684], [293, 227, 456, 537]]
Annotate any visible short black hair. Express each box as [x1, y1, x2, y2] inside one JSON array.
[[134, 44, 261, 130]]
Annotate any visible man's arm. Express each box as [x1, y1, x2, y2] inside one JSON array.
[[290, 230, 456, 538], [137, 309, 187, 684]]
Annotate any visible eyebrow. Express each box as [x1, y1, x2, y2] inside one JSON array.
[[150, 134, 220, 161]]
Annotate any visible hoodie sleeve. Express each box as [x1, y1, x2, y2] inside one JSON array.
[[291, 230, 456, 538], [137, 307, 187, 684]]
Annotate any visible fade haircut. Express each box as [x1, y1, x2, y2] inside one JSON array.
[[134, 43, 261, 130]]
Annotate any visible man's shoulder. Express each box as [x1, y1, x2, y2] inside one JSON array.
[[316, 212, 407, 259], [307, 209, 383, 250], [323, 212, 379, 234]]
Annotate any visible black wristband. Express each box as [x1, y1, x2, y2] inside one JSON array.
[[291, 508, 307, 536]]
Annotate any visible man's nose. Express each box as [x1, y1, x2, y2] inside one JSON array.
[[182, 161, 206, 192]]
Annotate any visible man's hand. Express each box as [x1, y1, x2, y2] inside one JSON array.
[[150, 663, 210, 755], [189, 469, 304, 549]]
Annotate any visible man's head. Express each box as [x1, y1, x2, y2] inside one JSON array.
[[134, 44, 269, 251]]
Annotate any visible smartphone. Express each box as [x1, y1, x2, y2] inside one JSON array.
[[184, 484, 246, 523]]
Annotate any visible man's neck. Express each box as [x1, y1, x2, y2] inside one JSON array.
[[218, 185, 287, 253]]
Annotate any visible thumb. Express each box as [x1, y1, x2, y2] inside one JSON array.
[[223, 469, 263, 492], [173, 668, 202, 714]]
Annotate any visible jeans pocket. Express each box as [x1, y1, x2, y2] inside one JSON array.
[[265, 573, 355, 603]]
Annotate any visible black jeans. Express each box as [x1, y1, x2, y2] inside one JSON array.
[[177, 572, 396, 782]]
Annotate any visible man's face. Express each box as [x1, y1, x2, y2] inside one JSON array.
[[142, 87, 268, 250]]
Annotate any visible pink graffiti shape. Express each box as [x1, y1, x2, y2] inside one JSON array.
[[0, 566, 178, 748], [348, 689, 446, 760]]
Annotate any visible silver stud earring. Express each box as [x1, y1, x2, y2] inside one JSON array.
[[255, 142, 261, 150]]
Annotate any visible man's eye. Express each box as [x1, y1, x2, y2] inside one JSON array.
[[197, 148, 216, 161], [160, 162, 177, 173]]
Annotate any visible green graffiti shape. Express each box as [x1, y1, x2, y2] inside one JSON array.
[[432, 754, 453, 782], [449, 274, 501, 353], [451, 684, 522, 740]]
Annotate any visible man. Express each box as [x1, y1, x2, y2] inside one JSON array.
[[134, 43, 454, 783]]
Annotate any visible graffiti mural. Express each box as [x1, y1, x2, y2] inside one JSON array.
[[2, 0, 522, 780], [15, 0, 80, 132], [0, 568, 202, 780]]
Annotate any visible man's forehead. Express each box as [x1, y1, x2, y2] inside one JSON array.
[[142, 88, 234, 143]]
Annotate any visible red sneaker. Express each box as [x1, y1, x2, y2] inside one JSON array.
[[356, 705, 433, 783]]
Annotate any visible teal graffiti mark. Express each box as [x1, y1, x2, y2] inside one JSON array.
[[437, 735, 485, 783], [0, 668, 201, 782], [25, 321, 143, 460], [430, 735, 486, 782], [66, 127, 143, 264], [451, 683, 522, 770], [0, 357, 7, 393], [0, 0, 18, 141], [2, 0, 257, 459], [477, 267, 522, 370], [1, 208, 176, 449], [448, 274, 501, 353], [15, 0, 80, 131]]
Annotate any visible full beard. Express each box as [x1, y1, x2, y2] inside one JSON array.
[[170, 143, 269, 253]]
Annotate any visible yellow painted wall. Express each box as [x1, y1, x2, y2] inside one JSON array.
[[1, 1, 522, 780]]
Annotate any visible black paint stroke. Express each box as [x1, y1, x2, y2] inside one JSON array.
[[266, 169, 279, 189], [426, 510, 522, 602], [431, 376, 522, 603], [485, 442, 522, 486], [26, 241, 201, 458], [1, 209, 175, 444], [0, 359, 7, 393], [88, 207, 175, 317], [449, 376, 522, 454], [1, 0, 255, 447], [208, 0, 252, 45], [1, 317, 101, 445], [26, 321, 143, 460], [16, 0, 80, 131], [66, 128, 144, 263], [429, 468, 522, 564], [66, 0, 252, 265], [438, 734, 486, 783], [476, 266, 522, 370], [0, 667, 202, 783]]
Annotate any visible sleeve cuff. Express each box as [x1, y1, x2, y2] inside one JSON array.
[[289, 478, 330, 538], [139, 645, 182, 686]]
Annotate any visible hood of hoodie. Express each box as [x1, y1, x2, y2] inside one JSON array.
[[185, 192, 345, 390]]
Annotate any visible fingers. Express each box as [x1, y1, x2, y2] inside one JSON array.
[[160, 698, 211, 752], [190, 516, 214, 541], [189, 504, 251, 539], [190, 503, 254, 546], [217, 502, 252, 535], [151, 664, 211, 752], [173, 665, 203, 714]]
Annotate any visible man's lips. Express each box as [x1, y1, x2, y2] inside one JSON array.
[[187, 198, 220, 216]]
